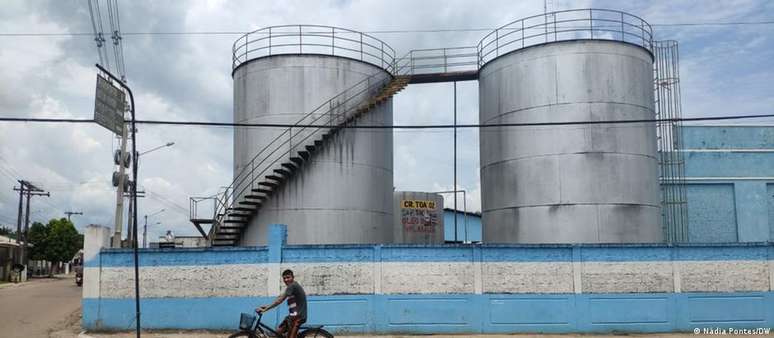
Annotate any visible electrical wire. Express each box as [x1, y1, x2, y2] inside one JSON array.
[[2, 20, 774, 37], [86, 0, 105, 66], [0, 113, 773, 129], [93, 0, 110, 71]]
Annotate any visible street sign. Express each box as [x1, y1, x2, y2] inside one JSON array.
[[94, 75, 126, 135]]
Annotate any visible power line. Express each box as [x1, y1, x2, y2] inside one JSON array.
[[88, 0, 110, 71], [105, 0, 127, 81], [1, 20, 773, 37], [0, 113, 773, 129], [0, 156, 24, 178]]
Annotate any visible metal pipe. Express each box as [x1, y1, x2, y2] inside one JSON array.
[[453, 81, 457, 242]]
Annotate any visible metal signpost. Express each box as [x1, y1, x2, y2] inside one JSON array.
[[94, 75, 126, 135], [96, 74, 130, 248], [95, 66, 142, 338]]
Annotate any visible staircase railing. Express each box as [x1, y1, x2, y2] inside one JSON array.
[[394, 46, 479, 76], [206, 70, 393, 243], [233, 24, 397, 74], [478, 9, 652, 66]]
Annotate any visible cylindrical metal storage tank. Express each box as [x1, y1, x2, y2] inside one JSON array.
[[478, 11, 662, 243], [232, 26, 394, 245], [393, 191, 444, 244]]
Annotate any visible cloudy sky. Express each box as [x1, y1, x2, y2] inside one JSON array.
[[1, 0, 772, 241]]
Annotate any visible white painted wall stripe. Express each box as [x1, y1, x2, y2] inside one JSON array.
[[582, 262, 673, 293], [474, 259, 483, 295], [381, 262, 476, 294], [86, 264, 269, 299], [85, 259, 774, 299], [483, 262, 573, 294], [374, 260, 382, 294], [281, 262, 373, 295], [680, 260, 769, 292], [267, 263, 281, 297], [673, 260, 682, 293], [768, 259, 774, 292]]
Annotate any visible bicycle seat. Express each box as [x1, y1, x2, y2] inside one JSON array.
[[300, 324, 323, 330]]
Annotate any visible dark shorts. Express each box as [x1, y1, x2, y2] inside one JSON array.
[[279, 315, 306, 338]]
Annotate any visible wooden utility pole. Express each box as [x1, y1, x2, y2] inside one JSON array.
[[13, 181, 49, 266], [14, 181, 25, 265]]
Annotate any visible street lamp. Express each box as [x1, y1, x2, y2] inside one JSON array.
[[132, 141, 174, 247], [138, 142, 175, 157], [143, 209, 164, 248]]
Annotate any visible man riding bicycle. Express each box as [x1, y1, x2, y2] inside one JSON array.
[[257, 269, 307, 338]]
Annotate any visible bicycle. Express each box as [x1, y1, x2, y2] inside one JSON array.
[[228, 312, 334, 338]]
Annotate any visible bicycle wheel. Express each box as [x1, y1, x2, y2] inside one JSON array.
[[228, 331, 257, 338], [299, 328, 334, 338]]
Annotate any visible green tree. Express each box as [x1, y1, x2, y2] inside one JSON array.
[[45, 218, 81, 263], [0, 225, 16, 239], [27, 222, 50, 260]]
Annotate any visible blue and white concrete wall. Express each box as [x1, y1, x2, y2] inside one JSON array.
[[679, 125, 774, 242], [83, 224, 774, 334]]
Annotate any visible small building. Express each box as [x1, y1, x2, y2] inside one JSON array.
[[679, 125, 774, 242], [0, 235, 21, 282], [443, 208, 482, 243]]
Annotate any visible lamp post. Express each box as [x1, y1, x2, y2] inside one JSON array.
[[139, 142, 175, 157], [129, 141, 174, 245], [143, 209, 164, 249]]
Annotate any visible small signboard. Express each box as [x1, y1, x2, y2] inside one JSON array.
[[94, 75, 126, 135]]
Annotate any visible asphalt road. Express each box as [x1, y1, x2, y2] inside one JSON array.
[[0, 276, 82, 338]]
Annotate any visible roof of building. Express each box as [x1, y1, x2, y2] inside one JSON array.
[[443, 208, 482, 217], [0, 235, 21, 247]]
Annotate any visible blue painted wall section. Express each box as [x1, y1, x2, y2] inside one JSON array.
[[768, 184, 774, 241], [443, 210, 482, 242], [82, 293, 774, 334], [679, 125, 774, 243], [683, 152, 774, 178], [83, 242, 774, 333], [735, 182, 770, 242], [88, 246, 268, 268], [268, 223, 287, 263], [682, 125, 774, 149], [685, 184, 737, 243]]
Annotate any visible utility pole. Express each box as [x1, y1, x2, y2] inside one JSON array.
[[113, 121, 129, 248], [14, 181, 25, 265], [65, 211, 83, 222], [143, 208, 164, 249], [13, 181, 50, 267], [124, 190, 145, 247]]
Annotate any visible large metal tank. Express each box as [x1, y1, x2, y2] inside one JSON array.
[[393, 191, 444, 244], [478, 15, 661, 243], [233, 26, 394, 245]]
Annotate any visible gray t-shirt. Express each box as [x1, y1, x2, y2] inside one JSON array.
[[283, 281, 307, 320]]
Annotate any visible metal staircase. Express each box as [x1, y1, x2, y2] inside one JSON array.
[[189, 42, 480, 247], [195, 74, 410, 247]]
